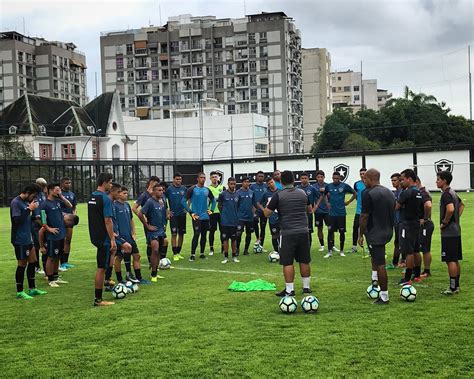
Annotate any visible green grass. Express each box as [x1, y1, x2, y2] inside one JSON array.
[[1, 194, 473, 377]]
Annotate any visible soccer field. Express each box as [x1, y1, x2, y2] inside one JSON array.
[[1, 193, 473, 377]]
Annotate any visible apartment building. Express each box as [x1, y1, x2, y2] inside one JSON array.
[[100, 12, 303, 154], [331, 70, 391, 112], [0, 31, 87, 109], [302, 48, 332, 152]]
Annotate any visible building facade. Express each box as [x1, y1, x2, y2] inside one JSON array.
[[302, 48, 332, 152], [100, 12, 303, 154], [0, 31, 87, 109], [331, 70, 391, 112]]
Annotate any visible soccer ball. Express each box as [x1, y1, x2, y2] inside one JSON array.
[[125, 281, 137, 293], [279, 296, 298, 314], [400, 284, 417, 302], [112, 283, 127, 299], [159, 258, 171, 269], [268, 251, 280, 263], [366, 285, 381, 299], [132, 283, 139, 292], [301, 295, 319, 313], [253, 243, 263, 254]]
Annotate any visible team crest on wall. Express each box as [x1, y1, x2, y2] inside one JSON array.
[[434, 159, 453, 174], [334, 164, 349, 182]]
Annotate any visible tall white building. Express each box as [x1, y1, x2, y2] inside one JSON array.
[[302, 48, 332, 152], [100, 12, 303, 154], [0, 31, 87, 109]]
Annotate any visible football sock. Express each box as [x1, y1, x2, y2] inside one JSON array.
[[26, 263, 36, 289], [224, 252, 229, 258], [244, 234, 251, 252], [414, 266, 421, 278], [392, 254, 399, 266], [63, 253, 69, 263], [95, 288, 102, 302], [172, 247, 178, 255], [177, 246, 182, 254], [456, 274, 460, 288], [151, 270, 157, 277], [232, 251, 237, 258], [15, 266, 26, 292], [41, 254, 48, 272], [146, 246, 151, 263], [423, 268, 431, 274], [134, 268, 142, 280], [404, 268, 413, 282], [318, 237, 324, 246], [371, 271, 378, 281], [285, 283, 295, 294], [340, 233, 345, 251], [116, 271, 123, 283], [105, 266, 113, 281], [124, 254, 132, 275], [450, 277, 456, 291], [302, 276, 311, 289], [53, 271, 59, 281], [380, 291, 389, 301], [254, 221, 260, 240], [48, 274, 55, 282], [272, 238, 279, 252], [328, 231, 335, 250]]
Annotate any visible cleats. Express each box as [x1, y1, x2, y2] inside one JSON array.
[[55, 279, 69, 284], [442, 287, 459, 295], [59, 264, 68, 272], [139, 279, 151, 285], [94, 300, 115, 307], [48, 281, 60, 288], [340, 252, 346, 257], [16, 291, 33, 300], [105, 279, 116, 287], [302, 288, 312, 294], [275, 289, 295, 297], [27, 288, 47, 296], [209, 250, 214, 256], [173, 255, 180, 262], [373, 298, 389, 305], [232, 257, 240, 263], [243, 251, 249, 256], [413, 277, 423, 283], [189, 255, 195, 262], [126, 275, 140, 284], [420, 271, 431, 278], [332, 246, 340, 252], [398, 279, 412, 286], [199, 254, 207, 260], [151, 276, 158, 283], [318, 246, 325, 252], [177, 254, 185, 260], [35, 268, 45, 275], [371, 280, 379, 287], [323, 252, 332, 258], [63, 263, 75, 268], [351, 246, 357, 253], [221, 258, 228, 264]]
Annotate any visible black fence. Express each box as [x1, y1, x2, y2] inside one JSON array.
[[0, 160, 202, 206]]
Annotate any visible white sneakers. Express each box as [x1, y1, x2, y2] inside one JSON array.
[[323, 252, 332, 258], [318, 246, 325, 252]]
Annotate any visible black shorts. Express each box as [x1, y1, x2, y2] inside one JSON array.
[[269, 223, 280, 238], [192, 219, 209, 234], [328, 216, 346, 232], [221, 225, 237, 241], [13, 244, 34, 260], [307, 213, 314, 233], [394, 225, 400, 245], [279, 233, 311, 266], [95, 243, 111, 269], [399, 225, 420, 255], [237, 220, 254, 235], [253, 213, 267, 227], [368, 244, 386, 266], [315, 213, 329, 228], [31, 223, 41, 250], [170, 213, 187, 235], [46, 239, 65, 258], [420, 220, 434, 253], [209, 213, 221, 232], [116, 239, 139, 255], [441, 236, 462, 262]]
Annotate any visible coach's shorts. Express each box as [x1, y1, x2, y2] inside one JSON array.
[[399, 225, 420, 255], [441, 236, 462, 262], [328, 216, 346, 232], [279, 233, 311, 266], [237, 220, 254, 235], [315, 213, 329, 228], [394, 224, 400, 245], [170, 213, 187, 235], [269, 223, 280, 238], [420, 220, 434, 253], [192, 219, 209, 234], [209, 213, 221, 233], [13, 244, 34, 260], [221, 225, 237, 242], [306, 213, 314, 233], [46, 239, 64, 258], [368, 244, 386, 266], [95, 243, 111, 269]]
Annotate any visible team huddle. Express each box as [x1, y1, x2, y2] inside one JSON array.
[[10, 166, 463, 306]]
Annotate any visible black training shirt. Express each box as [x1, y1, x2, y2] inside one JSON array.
[[267, 187, 309, 236], [361, 185, 395, 245]]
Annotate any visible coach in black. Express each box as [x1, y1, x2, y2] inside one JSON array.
[[358, 169, 394, 305], [264, 170, 312, 297]]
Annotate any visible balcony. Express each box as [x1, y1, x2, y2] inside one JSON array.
[[182, 86, 192, 92], [235, 54, 248, 61], [236, 81, 248, 88], [136, 75, 150, 82], [236, 67, 248, 75], [192, 42, 203, 50], [181, 57, 191, 65], [135, 61, 150, 69], [134, 48, 148, 56], [159, 53, 168, 61], [180, 43, 190, 52]]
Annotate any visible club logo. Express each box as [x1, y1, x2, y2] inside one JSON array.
[[334, 164, 349, 182], [434, 159, 453, 174]]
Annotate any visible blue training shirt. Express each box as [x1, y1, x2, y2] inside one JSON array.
[[237, 188, 256, 221], [166, 185, 187, 216], [183, 185, 216, 220], [250, 182, 268, 213], [353, 180, 366, 215], [261, 189, 279, 225], [312, 182, 328, 214], [10, 196, 33, 245], [61, 190, 77, 214], [40, 198, 66, 241], [297, 184, 317, 205], [218, 190, 239, 227], [114, 201, 133, 243], [324, 182, 355, 217], [141, 197, 167, 237], [275, 181, 283, 190]]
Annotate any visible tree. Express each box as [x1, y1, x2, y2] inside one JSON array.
[[0, 135, 33, 159]]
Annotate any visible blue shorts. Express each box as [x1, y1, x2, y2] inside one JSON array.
[[146, 231, 166, 245], [46, 239, 64, 258], [14, 244, 34, 260], [117, 239, 139, 255]]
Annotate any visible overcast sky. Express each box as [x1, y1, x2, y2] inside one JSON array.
[[1, 0, 473, 117]]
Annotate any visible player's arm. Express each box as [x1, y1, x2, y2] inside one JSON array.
[[358, 191, 372, 246], [58, 192, 73, 209], [132, 201, 141, 216], [459, 197, 465, 217], [183, 186, 194, 214], [423, 200, 432, 220], [12, 201, 37, 226], [131, 218, 137, 240], [344, 185, 357, 206], [208, 190, 216, 213], [102, 197, 116, 251], [217, 193, 224, 212], [38, 226, 46, 254], [264, 193, 279, 218]]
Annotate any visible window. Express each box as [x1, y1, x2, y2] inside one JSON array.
[[344, 86, 350, 91], [260, 77, 268, 86], [337, 76, 341, 81], [39, 144, 52, 160], [153, 96, 160, 106], [126, 44, 133, 54], [250, 88, 257, 99], [92, 141, 99, 159], [228, 104, 235, 114], [112, 122, 118, 131], [61, 144, 76, 160], [116, 56, 124, 69], [332, 87, 336, 93], [354, 95, 360, 101], [251, 102, 258, 113], [215, 78, 224, 89], [261, 87, 269, 99], [254, 125, 267, 137], [259, 32, 267, 43], [255, 143, 267, 153], [261, 101, 269, 113], [259, 46, 268, 57], [353, 85, 360, 91], [250, 75, 257, 86], [117, 71, 124, 81], [249, 33, 256, 44], [260, 60, 268, 71]]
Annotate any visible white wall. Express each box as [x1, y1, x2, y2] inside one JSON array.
[[365, 153, 413, 189]]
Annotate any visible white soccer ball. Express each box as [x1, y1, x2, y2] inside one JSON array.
[[366, 285, 381, 299], [159, 258, 171, 269], [125, 281, 136, 293], [400, 284, 417, 302], [301, 295, 319, 313], [268, 251, 280, 263], [112, 283, 127, 299], [279, 296, 298, 314], [253, 243, 263, 254]]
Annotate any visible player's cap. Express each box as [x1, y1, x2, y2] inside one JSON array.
[[35, 177, 47, 186]]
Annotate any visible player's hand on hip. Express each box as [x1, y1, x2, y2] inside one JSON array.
[[358, 236, 364, 247], [146, 224, 157, 231], [207, 210, 212, 215], [192, 213, 199, 220]]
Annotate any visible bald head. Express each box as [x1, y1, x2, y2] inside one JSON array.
[[364, 169, 380, 188]]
